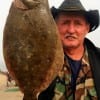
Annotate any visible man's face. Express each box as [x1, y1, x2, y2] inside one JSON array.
[[55, 12, 90, 49]]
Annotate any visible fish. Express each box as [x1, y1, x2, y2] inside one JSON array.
[[3, 0, 64, 99]]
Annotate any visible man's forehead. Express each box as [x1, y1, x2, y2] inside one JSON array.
[[56, 11, 89, 24]]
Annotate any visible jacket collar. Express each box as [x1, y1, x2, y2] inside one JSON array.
[[85, 38, 100, 99]]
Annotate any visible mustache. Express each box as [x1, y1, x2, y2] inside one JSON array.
[[64, 33, 78, 39]]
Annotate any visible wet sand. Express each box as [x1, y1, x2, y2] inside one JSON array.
[[0, 73, 23, 100], [0, 88, 23, 100]]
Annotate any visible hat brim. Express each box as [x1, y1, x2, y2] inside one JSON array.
[[51, 7, 100, 32]]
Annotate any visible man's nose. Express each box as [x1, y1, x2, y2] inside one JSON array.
[[67, 24, 75, 33]]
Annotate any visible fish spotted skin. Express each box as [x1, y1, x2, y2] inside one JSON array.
[[3, 0, 64, 99]]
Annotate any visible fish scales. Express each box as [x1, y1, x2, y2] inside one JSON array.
[[3, 0, 64, 99]]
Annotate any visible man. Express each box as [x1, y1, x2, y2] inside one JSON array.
[[38, 0, 100, 99]]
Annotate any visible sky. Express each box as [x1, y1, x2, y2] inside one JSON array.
[[0, 0, 100, 71]]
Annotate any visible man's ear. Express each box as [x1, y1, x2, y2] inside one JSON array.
[[87, 23, 90, 33]]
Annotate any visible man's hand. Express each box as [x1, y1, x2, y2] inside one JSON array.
[[14, 0, 41, 9], [20, 0, 41, 9]]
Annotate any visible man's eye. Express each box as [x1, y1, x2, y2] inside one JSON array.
[[75, 21, 82, 25], [62, 21, 69, 25]]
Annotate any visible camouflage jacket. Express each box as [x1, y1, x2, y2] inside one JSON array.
[[38, 38, 100, 100]]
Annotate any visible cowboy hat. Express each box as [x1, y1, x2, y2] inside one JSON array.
[[51, 0, 100, 32]]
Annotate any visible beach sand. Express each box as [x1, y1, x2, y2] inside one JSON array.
[[0, 88, 23, 100], [0, 73, 23, 100]]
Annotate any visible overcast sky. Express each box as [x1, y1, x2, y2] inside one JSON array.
[[0, 0, 100, 71]]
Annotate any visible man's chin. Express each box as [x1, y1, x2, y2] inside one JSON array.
[[63, 44, 79, 49]]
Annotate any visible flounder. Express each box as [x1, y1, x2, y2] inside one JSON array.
[[3, 0, 64, 99]]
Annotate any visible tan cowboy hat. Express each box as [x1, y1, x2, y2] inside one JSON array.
[[51, 0, 100, 32]]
